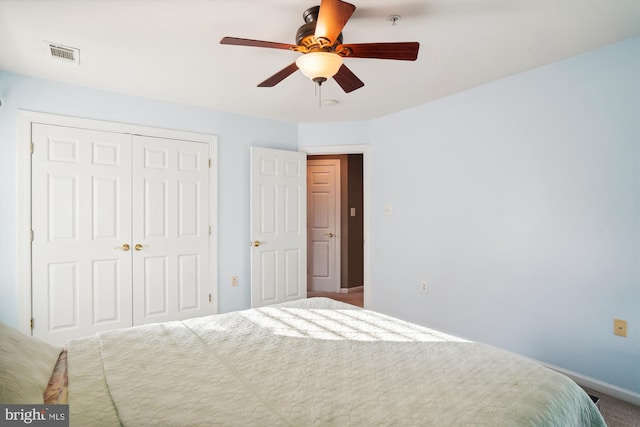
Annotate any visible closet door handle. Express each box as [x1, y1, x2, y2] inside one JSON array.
[[134, 243, 143, 251], [325, 232, 334, 238], [116, 243, 130, 251]]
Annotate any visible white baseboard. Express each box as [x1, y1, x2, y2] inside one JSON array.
[[544, 362, 640, 406], [340, 285, 363, 294]]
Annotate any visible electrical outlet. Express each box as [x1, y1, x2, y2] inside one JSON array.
[[231, 275, 239, 287], [614, 319, 627, 337], [421, 281, 428, 293]]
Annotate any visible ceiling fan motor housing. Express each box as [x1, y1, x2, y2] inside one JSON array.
[[296, 6, 343, 51]]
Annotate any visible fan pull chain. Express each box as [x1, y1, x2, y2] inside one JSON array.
[[314, 81, 326, 109]]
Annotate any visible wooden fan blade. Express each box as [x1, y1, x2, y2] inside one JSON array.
[[339, 42, 420, 61], [333, 64, 364, 93], [220, 37, 296, 51], [315, 0, 356, 45], [257, 62, 299, 87]]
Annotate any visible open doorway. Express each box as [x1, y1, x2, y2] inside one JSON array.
[[306, 154, 364, 307]]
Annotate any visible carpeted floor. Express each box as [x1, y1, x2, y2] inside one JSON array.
[[307, 292, 640, 426], [582, 387, 640, 427]]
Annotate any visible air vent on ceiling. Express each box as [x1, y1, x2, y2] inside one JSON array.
[[46, 42, 80, 65]]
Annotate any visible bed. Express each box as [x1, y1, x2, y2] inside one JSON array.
[[1, 297, 605, 426]]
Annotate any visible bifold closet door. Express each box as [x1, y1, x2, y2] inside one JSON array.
[[31, 124, 133, 345], [32, 125, 212, 345], [131, 135, 211, 325]]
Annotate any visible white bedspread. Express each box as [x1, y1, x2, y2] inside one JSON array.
[[67, 298, 605, 426]]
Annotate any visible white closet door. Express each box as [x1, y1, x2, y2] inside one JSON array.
[[131, 135, 210, 325], [31, 124, 132, 345]]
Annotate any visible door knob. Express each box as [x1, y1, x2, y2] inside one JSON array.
[[134, 243, 143, 251], [325, 232, 334, 238], [252, 240, 261, 247], [116, 243, 130, 251]]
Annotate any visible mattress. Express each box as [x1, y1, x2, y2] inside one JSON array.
[[66, 297, 605, 426]]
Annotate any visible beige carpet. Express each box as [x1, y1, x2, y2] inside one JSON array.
[[582, 387, 640, 427], [307, 293, 639, 425]]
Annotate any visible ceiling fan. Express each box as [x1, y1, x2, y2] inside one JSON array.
[[220, 0, 420, 93]]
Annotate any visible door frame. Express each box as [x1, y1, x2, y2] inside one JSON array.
[[298, 145, 370, 307], [17, 110, 219, 334]]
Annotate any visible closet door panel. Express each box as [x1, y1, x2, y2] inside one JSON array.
[[31, 124, 132, 345], [132, 135, 210, 325]]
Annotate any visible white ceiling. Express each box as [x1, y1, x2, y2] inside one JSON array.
[[1, 0, 638, 123]]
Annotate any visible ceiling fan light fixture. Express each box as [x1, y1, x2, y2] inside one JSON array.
[[296, 52, 343, 84]]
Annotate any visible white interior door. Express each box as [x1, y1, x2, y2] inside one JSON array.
[[250, 147, 306, 307], [131, 135, 211, 325], [31, 124, 133, 345], [307, 159, 340, 292]]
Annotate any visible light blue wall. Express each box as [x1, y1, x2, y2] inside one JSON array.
[[1, 36, 638, 396], [300, 37, 640, 394], [0, 71, 298, 326]]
